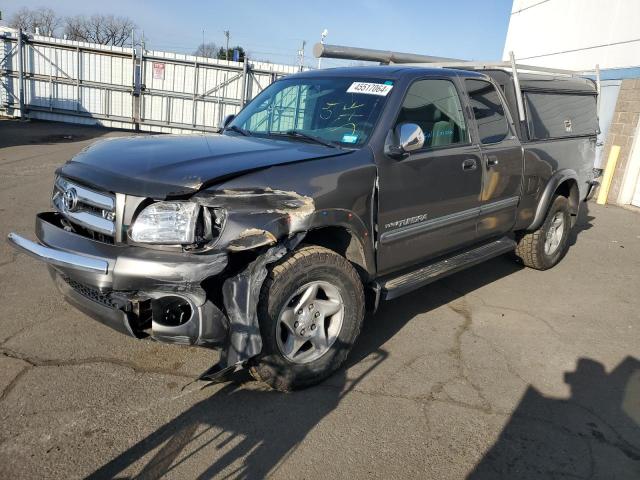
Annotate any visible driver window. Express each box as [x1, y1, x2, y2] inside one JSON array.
[[396, 79, 467, 148]]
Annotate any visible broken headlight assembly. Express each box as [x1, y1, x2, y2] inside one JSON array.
[[130, 201, 226, 246]]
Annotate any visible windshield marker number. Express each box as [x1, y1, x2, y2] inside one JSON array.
[[347, 82, 393, 96]]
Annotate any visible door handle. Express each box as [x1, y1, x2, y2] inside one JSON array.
[[486, 155, 499, 168], [462, 159, 477, 171]]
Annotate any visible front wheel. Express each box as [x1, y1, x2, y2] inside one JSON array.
[[250, 246, 365, 391], [514, 195, 572, 270]]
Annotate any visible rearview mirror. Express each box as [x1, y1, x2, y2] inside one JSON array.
[[385, 123, 425, 158], [220, 114, 236, 130]]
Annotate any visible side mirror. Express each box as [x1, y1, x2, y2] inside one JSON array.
[[385, 123, 425, 158], [220, 114, 236, 130]]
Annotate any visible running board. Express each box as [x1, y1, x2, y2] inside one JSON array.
[[381, 237, 516, 300]]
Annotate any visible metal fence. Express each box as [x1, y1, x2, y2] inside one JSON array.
[[0, 29, 300, 133]]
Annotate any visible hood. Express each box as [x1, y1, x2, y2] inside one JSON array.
[[58, 134, 350, 198]]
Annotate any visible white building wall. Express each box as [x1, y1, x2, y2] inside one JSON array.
[[503, 0, 640, 70]]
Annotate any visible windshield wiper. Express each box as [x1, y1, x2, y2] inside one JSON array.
[[223, 125, 251, 136], [279, 130, 342, 149]]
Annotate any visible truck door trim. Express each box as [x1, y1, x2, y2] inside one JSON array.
[[380, 206, 478, 244], [379, 195, 520, 245], [478, 196, 519, 214]]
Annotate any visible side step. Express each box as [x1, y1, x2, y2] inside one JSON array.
[[381, 236, 516, 300]]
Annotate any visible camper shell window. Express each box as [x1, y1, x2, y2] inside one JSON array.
[[524, 92, 598, 140]]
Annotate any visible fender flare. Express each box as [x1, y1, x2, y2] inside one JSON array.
[[527, 169, 578, 231], [305, 208, 376, 278]]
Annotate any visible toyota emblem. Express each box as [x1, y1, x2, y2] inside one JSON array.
[[62, 188, 78, 212]]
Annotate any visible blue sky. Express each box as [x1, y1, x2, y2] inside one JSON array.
[[3, 0, 514, 67]]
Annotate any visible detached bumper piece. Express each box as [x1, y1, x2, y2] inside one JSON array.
[[198, 232, 305, 383]]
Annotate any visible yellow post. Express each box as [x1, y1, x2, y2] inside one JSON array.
[[597, 145, 621, 205]]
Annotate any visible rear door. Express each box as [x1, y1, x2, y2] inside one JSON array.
[[376, 78, 483, 275], [464, 79, 523, 239]]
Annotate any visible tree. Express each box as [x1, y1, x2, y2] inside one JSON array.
[[217, 46, 246, 62], [63, 14, 136, 47], [9, 7, 61, 36], [194, 42, 218, 58]]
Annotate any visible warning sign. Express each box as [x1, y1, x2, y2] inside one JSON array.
[[152, 62, 165, 80]]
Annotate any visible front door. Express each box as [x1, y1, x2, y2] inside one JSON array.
[[376, 78, 483, 275], [464, 79, 523, 239]]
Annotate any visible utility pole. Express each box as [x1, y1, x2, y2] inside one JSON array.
[[224, 30, 230, 61], [297, 40, 306, 71], [17, 28, 25, 117], [317, 29, 328, 69]]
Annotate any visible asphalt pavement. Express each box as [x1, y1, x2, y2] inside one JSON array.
[[1, 119, 639, 479]]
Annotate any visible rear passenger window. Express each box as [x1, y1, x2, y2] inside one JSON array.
[[396, 79, 467, 148], [466, 79, 510, 144]]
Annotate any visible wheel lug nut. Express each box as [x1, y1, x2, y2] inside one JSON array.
[[297, 309, 303, 315], [308, 304, 314, 310], [294, 321, 299, 328], [311, 324, 316, 330], [314, 311, 320, 318], [301, 328, 305, 335]]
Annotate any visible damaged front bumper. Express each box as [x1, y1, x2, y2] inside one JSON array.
[[8, 212, 232, 348], [8, 212, 303, 380]]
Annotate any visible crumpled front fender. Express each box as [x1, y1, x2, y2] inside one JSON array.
[[194, 188, 315, 252], [199, 233, 305, 381]]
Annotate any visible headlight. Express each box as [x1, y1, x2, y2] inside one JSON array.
[[130, 202, 200, 244]]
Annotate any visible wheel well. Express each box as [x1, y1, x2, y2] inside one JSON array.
[[555, 179, 580, 218], [302, 226, 371, 281]]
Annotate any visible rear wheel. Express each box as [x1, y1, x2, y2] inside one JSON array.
[[250, 246, 365, 391], [515, 195, 572, 270]]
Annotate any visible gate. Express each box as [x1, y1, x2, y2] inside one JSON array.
[[138, 50, 293, 133], [0, 28, 299, 133]]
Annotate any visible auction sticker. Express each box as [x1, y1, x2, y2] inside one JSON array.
[[347, 82, 393, 96]]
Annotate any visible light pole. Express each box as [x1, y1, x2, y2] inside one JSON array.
[[224, 30, 230, 61], [317, 29, 328, 69], [298, 40, 306, 71]]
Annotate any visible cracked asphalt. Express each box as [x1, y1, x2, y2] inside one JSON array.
[[1, 119, 639, 479]]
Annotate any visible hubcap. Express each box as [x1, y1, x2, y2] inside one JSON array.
[[276, 281, 344, 364], [544, 212, 565, 255]]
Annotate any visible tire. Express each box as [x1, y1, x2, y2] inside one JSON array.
[[250, 245, 365, 391], [515, 195, 572, 270]]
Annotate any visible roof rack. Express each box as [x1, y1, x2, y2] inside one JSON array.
[[314, 43, 601, 122]]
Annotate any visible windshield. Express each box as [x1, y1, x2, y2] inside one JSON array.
[[228, 77, 393, 147]]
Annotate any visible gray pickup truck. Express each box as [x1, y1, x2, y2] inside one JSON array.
[[8, 64, 599, 390]]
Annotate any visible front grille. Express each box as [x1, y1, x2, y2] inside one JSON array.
[[52, 177, 116, 243], [63, 276, 118, 309]]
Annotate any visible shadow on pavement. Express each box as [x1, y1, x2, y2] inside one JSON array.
[[469, 356, 640, 479], [568, 201, 595, 247], [0, 119, 125, 149], [88, 347, 386, 480]]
